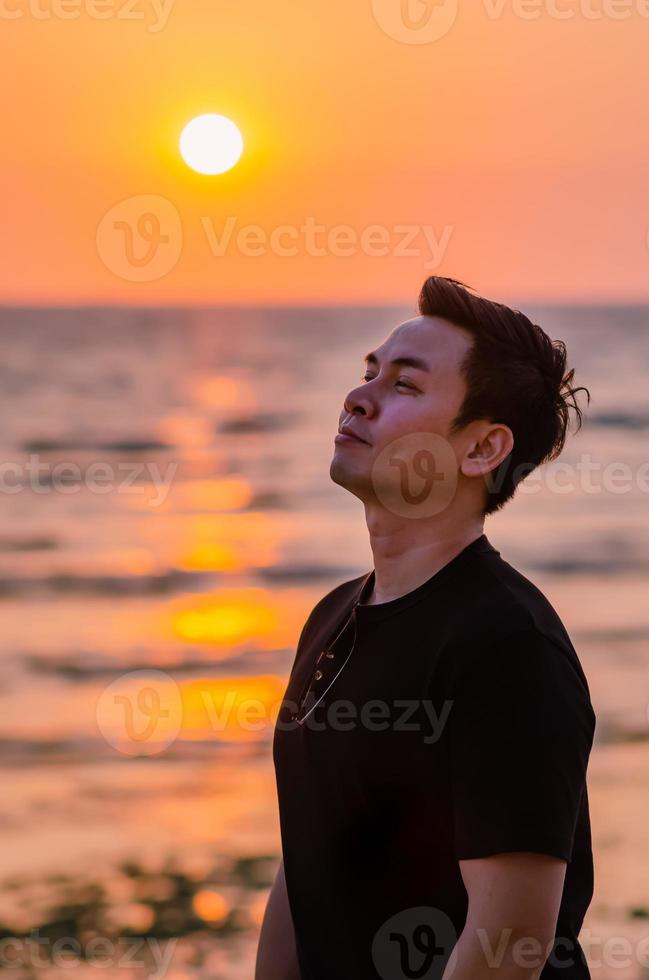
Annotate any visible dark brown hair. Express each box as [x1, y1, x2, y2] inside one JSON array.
[[417, 276, 590, 515]]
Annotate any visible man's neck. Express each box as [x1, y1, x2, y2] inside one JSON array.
[[365, 521, 485, 606]]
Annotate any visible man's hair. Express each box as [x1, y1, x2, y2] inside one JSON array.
[[417, 276, 590, 515]]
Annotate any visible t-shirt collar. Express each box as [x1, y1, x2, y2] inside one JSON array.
[[351, 533, 498, 624]]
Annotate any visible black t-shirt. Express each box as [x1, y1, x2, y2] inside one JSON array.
[[273, 533, 597, 980]]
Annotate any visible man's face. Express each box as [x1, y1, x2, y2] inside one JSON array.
[[330, 315, 473, 505]]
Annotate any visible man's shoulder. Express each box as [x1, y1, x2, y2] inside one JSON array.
[[442, 546, 594, 698], [297, 571, 368, 643], [458, 545, 573, 645]]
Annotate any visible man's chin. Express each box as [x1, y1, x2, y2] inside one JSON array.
[[329, 455, 370, 498]]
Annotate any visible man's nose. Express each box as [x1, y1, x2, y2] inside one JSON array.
[[343, 382, 375, 417]]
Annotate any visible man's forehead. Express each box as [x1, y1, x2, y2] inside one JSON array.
[[371, 315, 471, 366]]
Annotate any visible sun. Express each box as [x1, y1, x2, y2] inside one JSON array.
[[179, 114, 244, 175]]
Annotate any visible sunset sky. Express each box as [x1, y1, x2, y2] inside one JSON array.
[[2, 0, 649, 305]]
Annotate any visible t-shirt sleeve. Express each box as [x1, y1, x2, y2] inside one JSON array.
[[447, 625, 596, 862]]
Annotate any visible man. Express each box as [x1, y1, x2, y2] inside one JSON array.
[[256, 277, 596, 980]]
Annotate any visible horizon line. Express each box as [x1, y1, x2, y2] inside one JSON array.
[[1, 297, 649, 311]]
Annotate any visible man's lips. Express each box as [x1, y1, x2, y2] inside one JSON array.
[[335, 427, 370, 445]]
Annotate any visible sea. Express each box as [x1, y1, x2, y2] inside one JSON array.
[[0, 305, 648, 979]]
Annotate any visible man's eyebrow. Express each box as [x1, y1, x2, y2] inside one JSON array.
[[363, 351, 431, 372]]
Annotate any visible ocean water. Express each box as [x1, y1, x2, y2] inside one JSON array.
[[0, 305, 648, 979]]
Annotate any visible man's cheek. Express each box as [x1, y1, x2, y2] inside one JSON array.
[[370, 431, 458, 518]]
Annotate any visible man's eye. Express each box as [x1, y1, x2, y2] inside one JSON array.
[[361, 374, 416, 390]]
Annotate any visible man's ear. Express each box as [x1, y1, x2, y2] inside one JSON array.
[[460, 423, 514, 479]]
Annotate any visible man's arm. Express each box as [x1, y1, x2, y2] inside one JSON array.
[[255, 858, 302, 980], [442, 851, 567, 979]]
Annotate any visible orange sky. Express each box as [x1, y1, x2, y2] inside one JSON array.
[[2, 0, 649, 305]]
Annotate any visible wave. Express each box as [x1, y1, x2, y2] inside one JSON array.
[[528, 557, 649, 575], [0, 535, 58, 552], [257, 562, 359, 582], [0, 562, 357, 597], [588, 411, 649, 431], [20, 438, 173, 453], [0, 568, 214, 597], [23, 647, 290, 680], [575, 627, 649, 643], [0, 735, 268, 766], [217, 412, 297, 434]]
